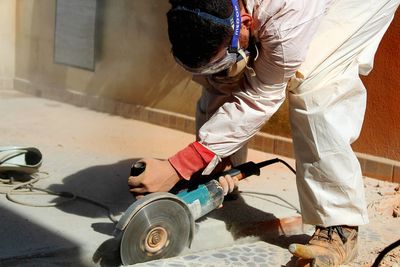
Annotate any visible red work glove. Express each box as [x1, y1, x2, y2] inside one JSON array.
[[168, 142, 215, 179]]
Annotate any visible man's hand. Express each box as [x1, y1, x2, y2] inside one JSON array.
[[128, 158, 181, 198], [218, 174, 238, 196]]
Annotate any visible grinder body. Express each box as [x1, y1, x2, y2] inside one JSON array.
[[118, 160, 273, 265], [129, 161, 246, 220], [176, 179, 224, 220]]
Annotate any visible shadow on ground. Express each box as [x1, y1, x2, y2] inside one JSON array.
[[47, 158, 139, 220], [45, 160, 309, 266], [44, 159, 141, 266], [0, 205, 87, 266]]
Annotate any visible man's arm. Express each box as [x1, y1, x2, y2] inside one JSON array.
[[197, 74, 287, 174]]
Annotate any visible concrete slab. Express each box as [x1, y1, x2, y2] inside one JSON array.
[[1, 90, 399, 267], [0, 90, 302, 266]]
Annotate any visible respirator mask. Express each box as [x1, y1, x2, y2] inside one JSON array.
[[173, 0, 251, 78]]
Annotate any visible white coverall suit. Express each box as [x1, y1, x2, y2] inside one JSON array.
[[194, 0, 400, 227]]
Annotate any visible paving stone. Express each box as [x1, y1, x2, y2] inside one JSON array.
[[133, 241, 293, 267]]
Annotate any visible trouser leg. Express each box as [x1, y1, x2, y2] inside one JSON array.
[[288, 0, 399, 226]]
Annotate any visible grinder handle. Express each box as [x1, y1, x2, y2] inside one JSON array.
[[220, 168, 243, 180], [130, 161, 146, 177], [218, 161, 261, 181], [130, 160, 261, 186]]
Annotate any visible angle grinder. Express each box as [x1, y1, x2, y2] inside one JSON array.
[[115, 158, 288, 265]]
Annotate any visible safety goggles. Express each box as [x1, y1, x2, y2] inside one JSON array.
[[175, 50, 239, 75], [172, 0, 242, 75]]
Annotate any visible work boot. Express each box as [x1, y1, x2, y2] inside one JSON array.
[[288, 225, 358, 267]]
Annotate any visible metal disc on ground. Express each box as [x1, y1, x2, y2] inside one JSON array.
[[120, 198, 191, 265]]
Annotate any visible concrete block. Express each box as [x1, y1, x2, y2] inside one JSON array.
[[156, 112, 169, 128], [139, 108, 149, 122], [262, 136, 275, 154], [116, 102, 132, 118], [274, 138, 294, 158], [393, 165, 400, 183], [358, 156, 367, 172], [175, 116, 186, 132], [130, 105, 142, 120], [147, 110, 157, 124], [249, 135, 264, 151], [184, 119, 196, 135], [168, 115, 177, 129], [363, 158, 393, 182]]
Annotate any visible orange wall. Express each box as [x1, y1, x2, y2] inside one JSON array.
[[353, 9, 400, 161]]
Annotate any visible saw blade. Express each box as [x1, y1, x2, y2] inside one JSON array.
[[120, 198, 191, 265]]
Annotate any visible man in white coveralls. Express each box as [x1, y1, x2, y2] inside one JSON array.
[[128, 0, 400, 265]]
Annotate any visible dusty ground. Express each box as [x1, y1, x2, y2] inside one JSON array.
[[355, 179, 400, 267], [0, 89, 399, 266]]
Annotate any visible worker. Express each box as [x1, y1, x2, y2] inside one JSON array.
[[128, 0, 399, 265]]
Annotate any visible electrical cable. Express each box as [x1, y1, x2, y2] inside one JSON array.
[[239, 191, 301, 214], [275, 158, 296, 174], [371, 239, 400, 267], [239, 158, 300, 213], [253, 158, 296, 174], [0, 172, 118, 224]]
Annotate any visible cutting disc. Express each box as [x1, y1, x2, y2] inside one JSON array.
[[120, 197, 192, 265]]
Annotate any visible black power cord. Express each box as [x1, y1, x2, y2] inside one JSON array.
[[372, 239, 400, 267]]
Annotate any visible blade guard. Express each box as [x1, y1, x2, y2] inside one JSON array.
[[115, 192, 195, 247]]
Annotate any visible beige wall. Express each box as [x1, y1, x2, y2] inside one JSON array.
[[0, 0, 16, 89], [12, 0, 400, 162], [15, 0, 202, 116], [13, 0, 290, 130]]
